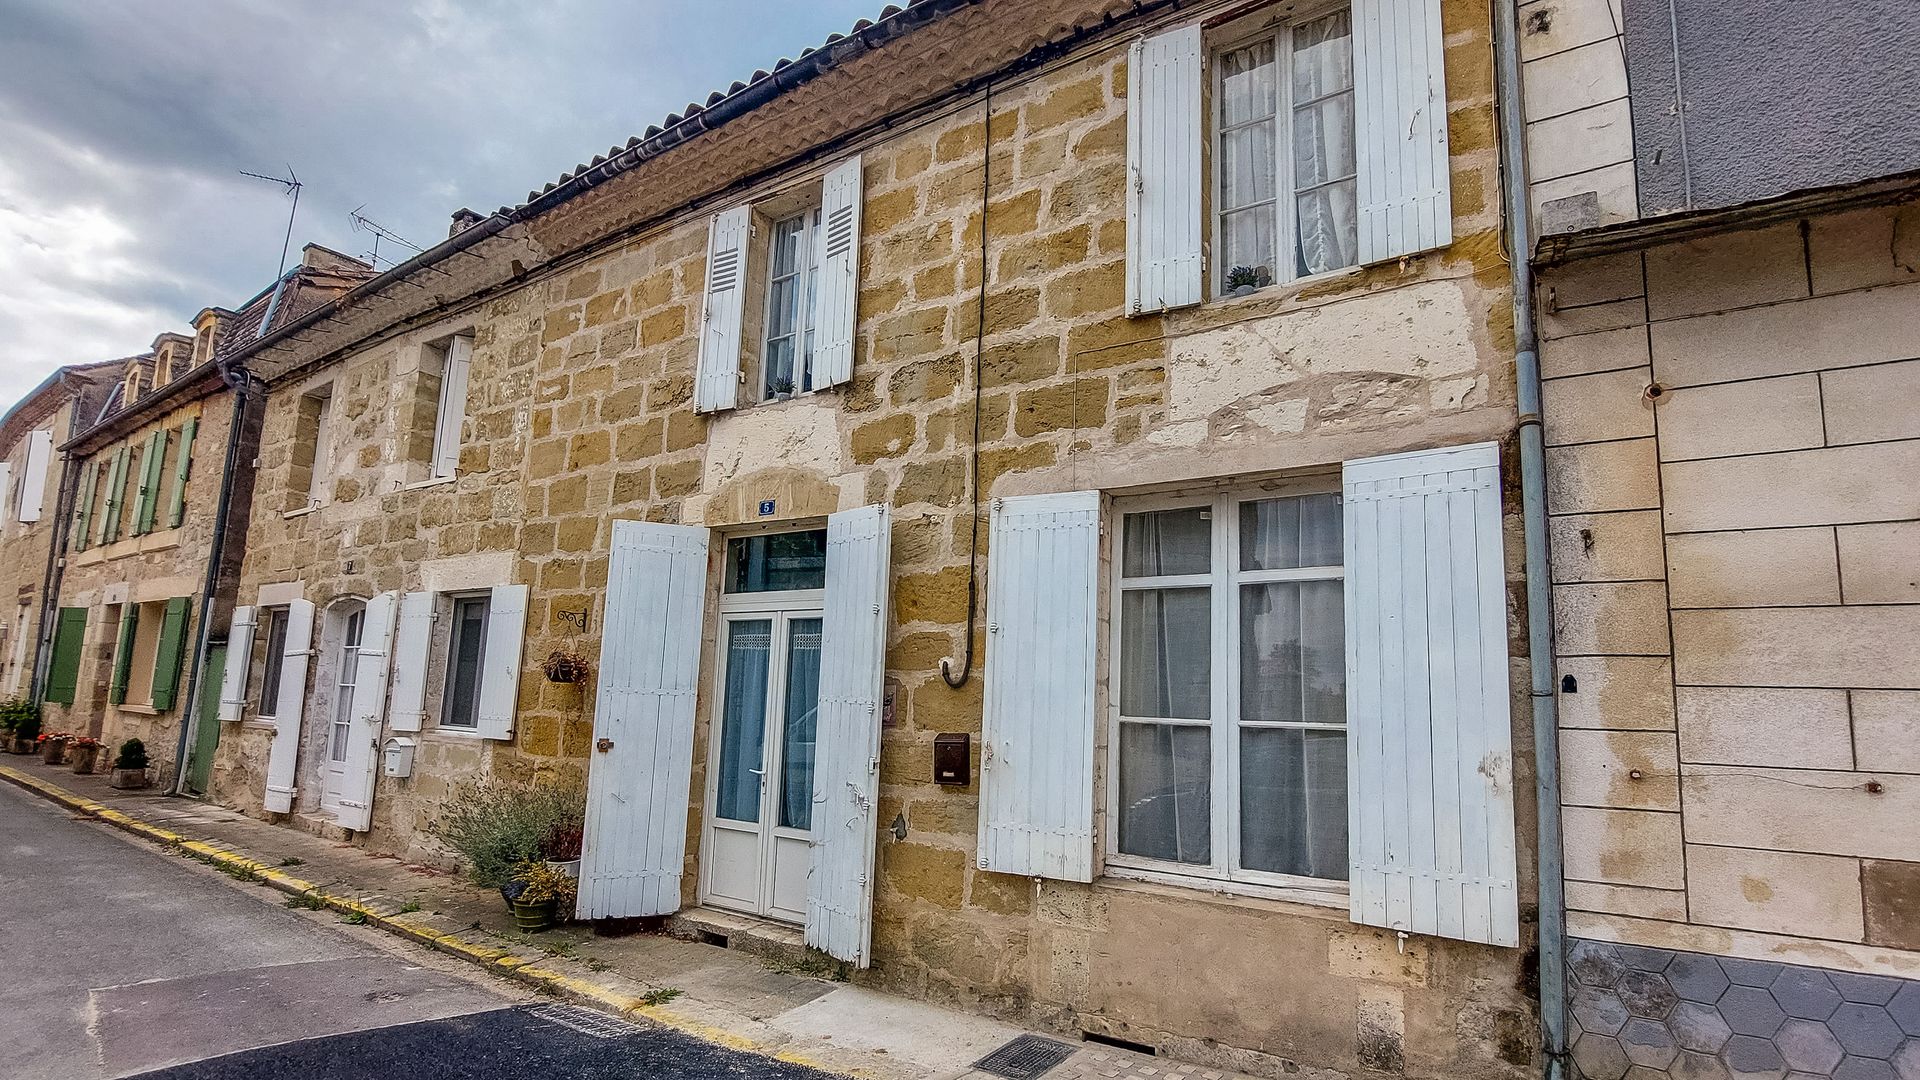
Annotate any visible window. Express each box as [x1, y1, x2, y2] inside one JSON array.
[[155, 345, 174, 386], [193, 323, 215, 366], [1111, 488, 1347, 886], [291, 388, 335, 508], [330, 608, 364, 763], [440, 594, 490, 729], [1215, 8, 1357, 289], [256, 607, 289, 716], [725, 530, 828, 593], [122, 600, 166, 706], [425, 335, 473, 479], [760, 208, 823, 400], [124, 366, 144, 404]]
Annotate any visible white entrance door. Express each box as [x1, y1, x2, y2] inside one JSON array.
[[320, 608, 364, 816], [701, 604, 823, 924]]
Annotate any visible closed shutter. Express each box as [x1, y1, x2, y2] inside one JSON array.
[[1126, 26, 1205, 315], [433, 338, 472, 478], [1344, 441, 1517, 947], [811, 156, 864, 390], [100, 446, 129, 543], [807, 503, 890, 965], [977, 491, 1102, 881], [694, 206, 751, 413], [108, 603, 138, 705], [476, 584, 527, 741], [385, 591, 435, 733], [133, 430, 166, 535], [218, 606, 257, 721], [333, 591, 398, 832], [1353, 0, 1453, 263], [149, 597, 191, 711], [263, 599, 315, 813], [18, 429, 51, 523], [44, 608, 87, 705], [72, 460, 97, 551], [578, 520, 710, 919], [166, 418, 197, 529]]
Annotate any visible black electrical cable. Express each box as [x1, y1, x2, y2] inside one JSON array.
[[940, 79, 992, 690]]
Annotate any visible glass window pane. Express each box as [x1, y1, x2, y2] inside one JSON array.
[[330, 611, 363, 763], [769, 215, 804, 277], [443, 597, 488, 728], [767, 275, 799, 339], [716, 619, 772, 823], [1121, 507, 1211, 577], [1221, 124, 1277, 212], [1118, 721, 1212, 864], [1219, 40, 1277, 128], [779, 618, 822, 830], [1292, 92, 1357, 189], [1240, 727, 1348, 879], [1120, 587, 1211, 720], [1291, 10, 1354, 101], [1221, 207, 1277, 289], [258, 609, 288, 713], [1295, 178, 1358, 277], [726, 530, 827, 592], [1240, 493, 1343, 570], [1241, 580, 1346, 726], [765, 338, 796, 398]]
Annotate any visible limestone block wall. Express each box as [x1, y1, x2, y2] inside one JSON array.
[[1539, 202, 1920, 991], [0, 398, 79, 699], [1518, 0, 1638, 233]]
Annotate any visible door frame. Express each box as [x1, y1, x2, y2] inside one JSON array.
[[317, 603, 366, 819]]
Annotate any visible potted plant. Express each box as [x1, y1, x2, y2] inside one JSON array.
[[542, 648, 592, 685], [69, 735, 104, 775], [543, 820, 584, 879], [38, 732, 72, 766], [503, 860, 576, 932], [110, 738, 151, 789], [426, 777, 586, 908], [769, 376, 796, 402], [1224, 264, 1271, 297], [3, 699, 41, 753]]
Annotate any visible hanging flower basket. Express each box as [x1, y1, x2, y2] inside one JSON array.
[[542, 649, 592, 684]]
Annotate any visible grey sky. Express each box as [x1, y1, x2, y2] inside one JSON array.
[[0, 0, 880, 404]]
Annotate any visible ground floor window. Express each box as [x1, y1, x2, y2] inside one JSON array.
[[1110, 486, 1349, 886], [440, 594, 490, 730], [330, 608, 364, 764], [255, 607, 289, 716]]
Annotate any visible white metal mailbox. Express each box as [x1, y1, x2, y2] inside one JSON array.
[[381, 736, 417, 778]]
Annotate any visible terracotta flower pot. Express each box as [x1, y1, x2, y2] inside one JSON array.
[[40, 740, 69, 766], [70, 745, 102, 774]]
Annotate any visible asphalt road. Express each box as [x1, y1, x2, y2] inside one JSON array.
[[0, 780, 833, 1079]]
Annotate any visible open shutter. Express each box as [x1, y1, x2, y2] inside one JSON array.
[[333, 591, 398, 832], [1353, 0, 1453, 263], [218, 606, 257, 721], [133, 430, 166, 535], [149, 597, 191, 711], [977, 491, 1101, 881], [0, 463, 11, 526], [578, 520, 710, 919], [476, 584, 527, 741], [807, 504, 890, 965], [44, 608, 87, 705], [694, 206, 750, 413], [1126, 25, 1204, 314], [19, 429, 51, 523], [108, 603, 138, 705], [1344, 441, 1517, 947], [72, 460, 98, 551], [167, 418, 197, 529], [263, 599, 315, 813], [100, 446, 129, 543], [433, 337, 472, 478], [386, 591, 435, 733], [811, 156, 864, 389]]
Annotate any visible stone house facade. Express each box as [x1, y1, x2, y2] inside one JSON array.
[[211, 1, 1544, 1076]]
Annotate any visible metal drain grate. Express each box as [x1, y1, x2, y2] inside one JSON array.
[[524, 1002, 644, 1040], [973, 1034, 1076, 1080]]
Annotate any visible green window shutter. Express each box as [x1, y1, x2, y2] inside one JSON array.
[[150, 597, 191, 712], [167, 418, 197, 529], [43, 608, 88, 706], [100, 447, 129, 544], [134, 430, 166, 536], [72, 460, 98, 552], [108, 602, 138, 706]]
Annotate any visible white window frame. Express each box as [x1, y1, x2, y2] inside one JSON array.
[[1208, 1, 1358, 297], [428, 334, 473, 480], [438, 591, 491, 732], [303, 386, 336, 507], [255, 606, 290, 719], [1104, 479, 1350, 904], [758, 207, 825, 402]]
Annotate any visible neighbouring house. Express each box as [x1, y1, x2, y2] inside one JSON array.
[[0, 361, 121, 703], [207, 0, 1546, 1076], [41, 245, 373, 792], [1517, 1, 1920, 1078]]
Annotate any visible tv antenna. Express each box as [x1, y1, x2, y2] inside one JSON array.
[[348, 206, 424, 270], [239, 165, 302, 281]]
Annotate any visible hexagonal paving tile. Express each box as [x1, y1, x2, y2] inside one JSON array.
[[1832, 1002, 1908, 1059], [1786, 1073, 1832, 1080], [1724, 959, 1787, 988], [1670, 1048, 1735, 1080], [1621, 1017, 1681, 1069], [1724, 1034, 1788, 1079], [1574, 1031, 1632, 1080], [1834, 1057, 1899, 1080], [1892, 1039, 1920, 1080], [1574, 940, 1630, 990], [1576, 985, 1633, 1037], [1672, 1001, 1736, 1054], [1775, 1018, 1846, 1074], [1624, 1068, 1671, 1080], [1620, 970, 1681, 1020], [1722, 985, 1790, 1038], [1833, 972, 1904, 1006], [1618, 945, 1678, 973], [1891, 985, 1920, 1038], [1773, 968, 1845, 1021], [1669, 954, 1733, 1004]]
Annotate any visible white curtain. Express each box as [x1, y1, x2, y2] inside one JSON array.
[[716, 621, 771, 823]]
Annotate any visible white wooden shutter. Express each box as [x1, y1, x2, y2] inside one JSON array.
[[811, 156, 863, 390], [1344, 441, 1517, 947], [694, 206, 750, 413], [577, 520, 710, 919], [432, 336, 472, 478], [218, 606, 257, 722], [0, 463, 11, 527], [1353, 0, 1453, 263], [1126, 25, 1204, 315], [977, 491, 1101, 881], [476, 584, 527, 741], [19, 429, 51, 522], [807, 504, 890, 965], [263, 599, 315, 814], [333, 591, 398, 832], [386, 591, 435, 733]]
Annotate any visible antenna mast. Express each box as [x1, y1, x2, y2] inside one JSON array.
[[239, 165, 303, 280], [348, 206, 424, 270]]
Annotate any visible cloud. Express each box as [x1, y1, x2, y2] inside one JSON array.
[[0, 0, 880, 404]]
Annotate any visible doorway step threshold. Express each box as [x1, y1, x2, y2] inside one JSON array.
[[664, 907, 846, 977]]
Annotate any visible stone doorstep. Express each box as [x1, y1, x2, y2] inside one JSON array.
[[664, 905, 850, 977]]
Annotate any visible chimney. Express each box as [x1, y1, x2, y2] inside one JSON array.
[[449, 208, 484, 237]]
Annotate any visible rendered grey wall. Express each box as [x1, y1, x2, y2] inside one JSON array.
[[1624, 0, 1920, 216]]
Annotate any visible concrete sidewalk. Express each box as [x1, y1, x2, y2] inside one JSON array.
[[0, 759, 1246, 1080]]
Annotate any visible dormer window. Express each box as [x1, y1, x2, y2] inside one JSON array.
[[192, 323, 216, 366], [154, 346, 174, 387], [124, 365, 144, 404]]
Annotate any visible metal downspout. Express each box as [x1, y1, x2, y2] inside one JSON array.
[[168, 360, 251, 795], [1493, 2, 1569, 1078]]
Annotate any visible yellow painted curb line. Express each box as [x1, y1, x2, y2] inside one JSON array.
[[0, 764, 848, 1075]]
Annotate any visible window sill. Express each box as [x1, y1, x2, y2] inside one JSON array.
[[282, 504, 324, 519], [401, 474, 457, 492], [1101, 863, 1349, 912], [115, 703, 161, 717], [424, 725, 486, 740], [1209, 263, 1364, 310]]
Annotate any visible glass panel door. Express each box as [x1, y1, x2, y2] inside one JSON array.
[[714, 620, 772, 823]]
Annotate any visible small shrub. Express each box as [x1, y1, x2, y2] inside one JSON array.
[[509, 860, 577, 908], [113, 738, 149, 771], [2, 699, 43, 742], [398, 900, 422, 914], [426, 778, 585, 888]]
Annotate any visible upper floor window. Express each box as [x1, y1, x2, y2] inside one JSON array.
[[761, 207, 823, 401], [154, 345, 175, 387], [290, 386, 336, 509], [193, 323, 216, 366], [424, 335, 473, 480]]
